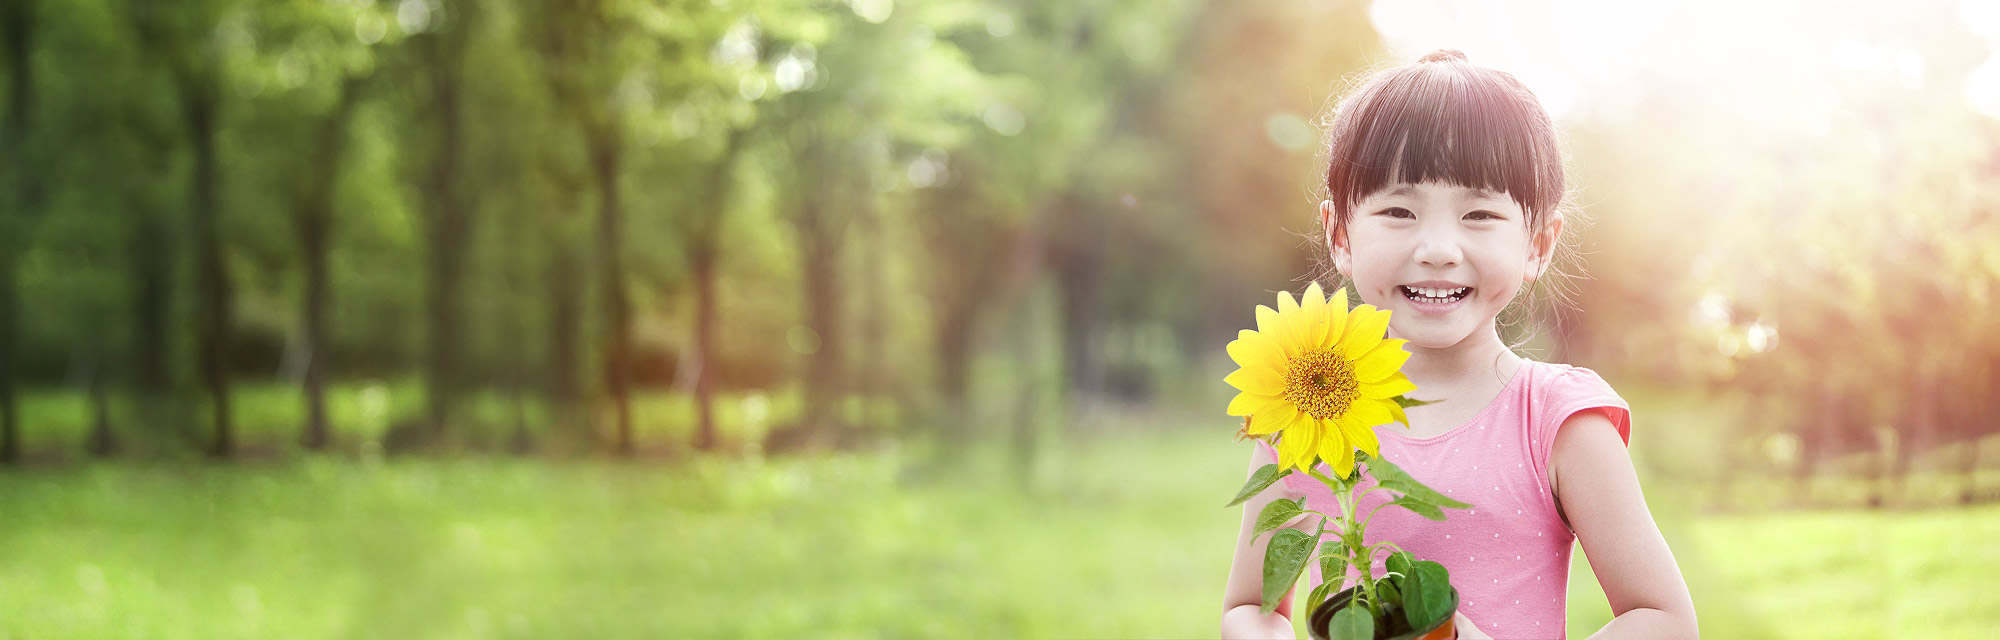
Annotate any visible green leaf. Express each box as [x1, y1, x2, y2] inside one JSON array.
[[1320, 552, 1347, 584], [1393, 395, 1442, 409], [1328, 605, 1375, 640], [1402, 560, 1453, 631], [1364, 456, 1473, 510], [1389, 495, 1447, 521], [1252, 497, 1306, 541], [1319, 538, 1345, 558], [1260, 528, 1316, 614], [1228, 464, 1292, 507], [1305, 580, 1335, 621], [1385, 551, 1414, 579], [1376, 578, 1402, 607]]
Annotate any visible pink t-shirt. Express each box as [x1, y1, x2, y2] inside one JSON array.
[[1256, 358, 1630, 639]]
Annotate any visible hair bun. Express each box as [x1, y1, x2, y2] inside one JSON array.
[[1418, 49, 1469, 64]]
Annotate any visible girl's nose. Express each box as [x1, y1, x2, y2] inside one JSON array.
[[1413, 234, 1463, 268]]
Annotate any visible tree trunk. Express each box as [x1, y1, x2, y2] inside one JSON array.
[[300, 199, 331, 450], [797, 188, 844, 446], [935, 302, 976, 446], [1009, 282, 1050, 493], [1012, 346, 1039, 492], [1888, 372, 1930, 507], [86, 352, 115, 456], [297, 77, 361, 452], [1962, 413, 1982, 505], [1795, 384, 1837, 507], [0, 261, 15, 463], [184, 76, 233, 459], [857, 191, 890, 437], [1, 0, 34, 464], [422, 35, 468, 446], [132, 206, 172, 391], [547, 241, 581, 431], [592, 136, 632, 455], [686, 127, 746, 453], [691, 244, 719, 451], [1049, 195, 1102, 429]]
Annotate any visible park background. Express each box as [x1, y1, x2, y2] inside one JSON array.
[[4, 0, 1999, 637]]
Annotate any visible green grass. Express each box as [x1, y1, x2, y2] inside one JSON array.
[[3, 393, 1998, 638], [7, 381, 815, 458]]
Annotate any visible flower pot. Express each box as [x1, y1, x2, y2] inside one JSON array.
[[1307, 585, 1458, 640]]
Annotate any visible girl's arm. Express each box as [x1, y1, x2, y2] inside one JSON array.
[[1220, 444, 1313, 639], [1551, 409, 1700, 639]]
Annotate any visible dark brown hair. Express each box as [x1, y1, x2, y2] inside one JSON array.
[[1320, 49, 1566, 232]]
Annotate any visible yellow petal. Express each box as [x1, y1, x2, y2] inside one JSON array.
[[1277, 290, 1299, 315], [1358, 373, 1418, 399], [1225, 330, 1282, 370], [1342, 411, 1383, 459], [1254, 305, 1289, 358], [1278, 418, 1318, 471], [1335, 306, 1391, 359], [1226, 391, 1283, 417], [1299, 284, 1330, 348], [1279, 306, 1310, 355], [1347, 400, 1395, 429], [1326, 436, 1356, 479], [1387, 402, 1410, 429], [1314, 418, 1351, 473], [1250, 402, 1299, 435], [1224, 365, 1284, 395], [1321, 287, 1351, 346], [1353, 338, 1412, 382]]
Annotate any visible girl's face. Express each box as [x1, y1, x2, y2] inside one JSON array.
[[1322, 180, 1560, 350]]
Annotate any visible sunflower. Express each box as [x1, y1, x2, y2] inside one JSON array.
[[1224, 282, 1418, 479]]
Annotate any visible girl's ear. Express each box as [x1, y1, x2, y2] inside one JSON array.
[[1525, 213, 1564, 282], [1320, 200, 1348, 274]]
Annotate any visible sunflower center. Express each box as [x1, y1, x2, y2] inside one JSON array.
[[1283, 348, 1358, 421]]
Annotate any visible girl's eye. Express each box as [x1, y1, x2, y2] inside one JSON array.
[[1466, 211, 1501, 221], [1378, 207, 1414, 219]]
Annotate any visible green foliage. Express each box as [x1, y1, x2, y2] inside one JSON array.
[[1260, 527, 1318, 615], [1251, 496, 1306, 542], [1364, 455, 1473, 512], [1385, 550, 1413, 578], [1327, 604, 1373, 640], [1318, 547, 1346, 585], [1304, 579, 1335, 622], [1227, 462, 1289, 507], [1400, 560, 1452, 632]]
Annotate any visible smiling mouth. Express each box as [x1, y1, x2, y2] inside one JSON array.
[[1398, 285, 1471, 304]]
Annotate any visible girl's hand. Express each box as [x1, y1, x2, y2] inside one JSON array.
[[1451, 611, 1493, 640]]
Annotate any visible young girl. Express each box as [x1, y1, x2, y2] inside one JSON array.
[[1219, 50, 1697, 639]]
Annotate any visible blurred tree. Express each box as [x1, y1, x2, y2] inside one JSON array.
[[756, 1, 991, 453], [535, 0, 644, 454], [0, 0, 47, 463], [937, 0, 1207, 481], [240, 0, 399, 451], [399, 0, 479, 448], [129, 0, 241, 457]]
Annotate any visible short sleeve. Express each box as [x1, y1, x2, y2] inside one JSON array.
[[1529, 365, 1632, 486]]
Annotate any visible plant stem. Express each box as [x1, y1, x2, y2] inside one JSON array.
[[1312, 465, 1382, 621]]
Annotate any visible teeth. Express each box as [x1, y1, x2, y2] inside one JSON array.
[[1405, 286, 1468, 299]]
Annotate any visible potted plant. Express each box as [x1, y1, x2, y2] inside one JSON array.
[[1223, 283, 1472, 640]]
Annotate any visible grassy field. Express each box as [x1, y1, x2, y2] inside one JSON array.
[[3, 380, 812, 459], [3, 385, 1998, 638]]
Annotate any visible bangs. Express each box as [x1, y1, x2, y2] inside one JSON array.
[[1326, 63, 1563, 225]]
